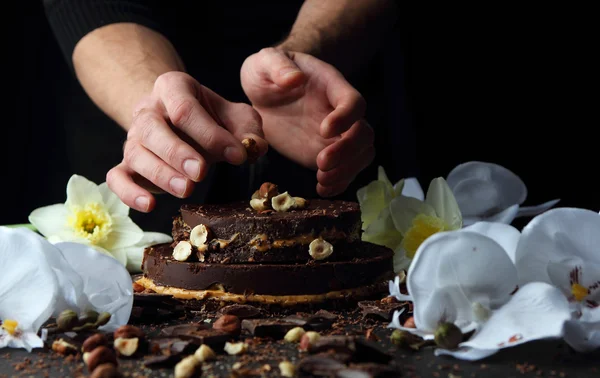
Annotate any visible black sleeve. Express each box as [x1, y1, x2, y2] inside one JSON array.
[[43, 0, 168, 66]]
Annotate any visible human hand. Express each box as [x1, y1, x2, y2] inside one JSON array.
[[107, 71, 267, 212], [241, 48, 374, 197]]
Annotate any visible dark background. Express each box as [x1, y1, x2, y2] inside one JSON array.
[[2, 2, 596, 230]]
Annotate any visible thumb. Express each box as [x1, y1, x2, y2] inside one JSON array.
[[254, 48, 306, 89]]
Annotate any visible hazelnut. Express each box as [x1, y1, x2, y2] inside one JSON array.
[[284, 327, 306, 343], [250, 198, 269, 211], [132, 282, 145, 293], [51, 338, 78, 355], [172, 240, 193, 261], [299, 331, 320, 351], [224, 341, 248, 355], [113, 325, 145, 340], [190, 224, 212, 248], [242, 137, 260, 163], [308, 238, 334, 260], [251, 190, 261, 200], [90, 363, 122, 378], [113, 337, 139, 357], [258, 182, 279, 200], [174, 355, 201, 378], [86, 346, 118, 372], [271, 191, 295, 212], [403, 317, 416, 329], [279, 361, 296, 377], [292, 197, 308, 209], [82, 333, 108, 353], [212, 314, 241, 335], [194, 344, 216, 362]]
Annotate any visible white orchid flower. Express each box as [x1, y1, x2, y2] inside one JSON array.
[[515, 207, 600, 352], [1, 227, 59, 351], [388, 178, 462, 271], [388, 225, 519, 340], [28, 174, 171, 271], [447, 161, 560, 226]]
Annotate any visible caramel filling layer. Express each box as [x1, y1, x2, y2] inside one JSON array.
[[248, 228, 350, 252], [136, 277, 385, 306]]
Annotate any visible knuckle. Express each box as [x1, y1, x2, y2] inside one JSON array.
[[353, 93, 367, 114], [162, 142, 181, 165], [154, 71, 177, 91], [170, 98, 195, 127], [147, 162, 165, 184], [198, 127, 218, 151], [259, 47, 277, 56], [123, 142, 140, 165]]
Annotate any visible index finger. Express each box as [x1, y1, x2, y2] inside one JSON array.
[[320, 72, 366, 139]]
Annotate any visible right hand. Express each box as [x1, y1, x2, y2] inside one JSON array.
[[106, 71, 267, 212]]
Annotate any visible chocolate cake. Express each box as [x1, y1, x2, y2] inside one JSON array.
[[136, 183, 394, 311]]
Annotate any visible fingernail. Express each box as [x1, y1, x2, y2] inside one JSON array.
[[280, 67, 302, 77], [183, 159, 201, 180], [224, 146, 244, 165], [169, 177, 187, 196], [134, 196, 149, 212]]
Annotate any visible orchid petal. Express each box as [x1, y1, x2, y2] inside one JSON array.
[[517, 199, 561, 218], [388, 276, 412, 302], [452, 282, 571, 359], [0, 227, 58, 332], [98, 183, 129, 216], [377, 166, 395, 193], [54, 242, 133, 330], [400, 178, 424, 200], [357, 180, 392, 229], [392, 246, 413, 273], [450, 178, 501, 217], [425, 178, 462, 230], [115, 231, 172, 273], [563, 320, 600, 353], [28, 204, 69, 239], [484, 204, 520, 225], [547, 258, 600, 303], [462, 222, 520, 263], [101, 215, 143, 250], [418, 288, 458, 331], [362, 207, 403, 250], [515, 208, 600, 286], [0, 332, 44, 353], [389, 195, 436, 234], [407, 231, 518, 333], [65, 174, 103, 209]]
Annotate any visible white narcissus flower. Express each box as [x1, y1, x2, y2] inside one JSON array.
[[28, 174, 171, 271], [515, 207, 600, 352], [447, 161, 560, 226], [389, 178, 462, 271]]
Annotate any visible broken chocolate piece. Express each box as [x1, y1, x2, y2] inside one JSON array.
[[337, 363, 401, 378], [284, 309, 338, 331], [143, 354, 181, 368], [217, 304, 262, 319], [309, 336, 391, 365], [241, 319, 297, 339], [297, 355, 345, 376], [159, 323, 232, 348], [358, 300, 407, 322]]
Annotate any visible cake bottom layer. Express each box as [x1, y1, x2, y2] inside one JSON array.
[[135, 276, 388, 308], [143, 242, 394, 295]]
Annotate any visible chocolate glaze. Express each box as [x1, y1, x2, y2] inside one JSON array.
[[142, 242, 393, 296]]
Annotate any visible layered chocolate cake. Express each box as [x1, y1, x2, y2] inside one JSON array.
[[136, 183, 394, 310]]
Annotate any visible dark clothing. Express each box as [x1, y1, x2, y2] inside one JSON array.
[[40, 0, 417, 233]]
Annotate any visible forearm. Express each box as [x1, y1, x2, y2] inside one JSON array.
[[277, 0, 399, 76], [72, 23, 185, 130]]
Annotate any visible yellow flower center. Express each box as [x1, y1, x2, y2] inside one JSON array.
[[1, 319, 18, 335], [67, 202, 112, 245], [402, 214, 448, 258], [571, 283, 588, 302]]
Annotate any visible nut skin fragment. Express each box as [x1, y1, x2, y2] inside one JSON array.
[[298, 331, 320, 351], [174, 355, 201, 378], [190, 224, 212, 247], [284, 327, 306, 343], [271, 191, 296, 212], [90, 363, 122, 378], [212, 314, 241, 335], [132, 282, 145, 293], [224, 341, 248, 355], [242, 138, 260, 163], [292, 197, 308, 209], [51, 338, 78, 355], [308, 237, 334, 260], [258, 182, 279, 200], [279, 361, 296, 377], [113, 337, 139, 357], [250, 198, 269, 211], [82, 333, 108, 353], [194, 344, 216, 362], [172, 240, 193, 261], [113, 325, 145, 340], [403, 316, 416, 328], [86, 346, 118, 372]]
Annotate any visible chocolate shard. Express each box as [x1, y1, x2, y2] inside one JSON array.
[[217, 304, 262, 319], [241, 318, 298, 338], [159, 323, 232, 348], [309, 337, 392, 365], [285, 310, 338, 331], [160, 323, 210, 337], [358, 300, 407, 322], [297, 355, 346, 376], [143, 354, 181, 368], [337, 363, 401, 378], [145, 337, 199, 368]]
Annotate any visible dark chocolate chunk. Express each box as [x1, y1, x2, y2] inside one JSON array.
[[160, 323, 210, 337], [143, 354, 181, 368], [297, 355, 346, 376], [159, 323, 232, 348], [241, 319, 298, 338], [217, 304, 262, 319], [310, 336, 392, 365], [337, 363, 401, 378], [358, 300, 407, 322]]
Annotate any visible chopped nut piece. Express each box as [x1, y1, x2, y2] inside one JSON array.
[[224, 341, 248, 355], [51, 338, 78, 355], [299, 331, 321, 351], [284, 327, 306, 343], [292, 197, 308, 209], [190, 224, 212, 247], [194, 344, 216, 362], [174, 355, 201, 378], [242, 137, 260, 163], [113, 337, 139, 357], [113, 325, 145, 340], [272, 191, 296, 212], [404, 316, 416, 328], [250, 198, 269, 211], [258, 182, 279, 200], [132, 282, 145, 293], [172, 241, 193, 261], [213, 315, 241, 335], [308, 238, 334, 260], [279, 361, 296, 377], [85, 346, 118, 372], [82, 333, 108, 353]]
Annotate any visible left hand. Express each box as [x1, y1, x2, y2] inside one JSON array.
[[241, 48, 375, 197]]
